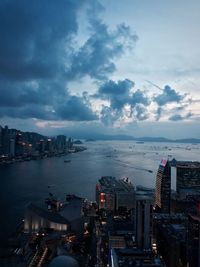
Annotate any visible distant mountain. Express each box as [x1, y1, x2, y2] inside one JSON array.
[[85, 134, 200, 143], [3, 125, 200, 144]]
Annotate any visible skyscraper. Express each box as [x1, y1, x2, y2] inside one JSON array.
[[175, 161, 200, 193], [0, 126, 2, 155], [136, 194, 152, 249], [155, 159, 171, 213], [188, 213, 200, 267], [155, 159, 200, 214]]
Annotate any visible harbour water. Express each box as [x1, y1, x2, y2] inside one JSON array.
[[1, 140, 200, 245]]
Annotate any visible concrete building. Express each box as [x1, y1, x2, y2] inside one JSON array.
[[156, 224, 187, 267], [9, 138, 15, 157], [136, 194, 152, 249], [172, 160, 200, 194], [96, 176, 135, 212], [24, 203, 69, 233], [155, 159, 200, 213], [188, 214, 200, 267], [0, 126, 2, 154], [56, 135, 66, 152], [46, 138, 54, 153], [110, 248, 164, 267], [38, 139, 45, 154], [24, 196, 84, 235]]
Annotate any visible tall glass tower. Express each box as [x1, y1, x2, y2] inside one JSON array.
[[155, 159, 171, 213]]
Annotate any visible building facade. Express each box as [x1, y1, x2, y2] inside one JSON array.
[[155, 159, 200, 214], [155, 159, 171, 213], [136, 195, 152, 249], [96, 176, 135, 212], [188, 214, 200, 267]]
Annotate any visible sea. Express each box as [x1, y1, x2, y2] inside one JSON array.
[[0, 140, 200, 247]]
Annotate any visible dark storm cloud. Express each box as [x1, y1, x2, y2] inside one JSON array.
[[65, 0, 138, 81], [98, 79, 149, 109], [0, 77, 97, 121], [100, 106, 120, 126], [130, 90, 149, 106], [154, 85, 185, 106], [155, 107, 163, 121], [98, 79, 134, 110], [66, 19, 138, 80], [0, 80, 57, 107], [55, 95, 97, 121], [0, 89, 97, 121], [134, 105, 149, 121], [99, 79, 134, 96], [0, 0, 95, 121], [97, 79, 150, 124], [169, 112, 193, 121], [0, 0, 82, 81], [0, 0, 137, 121]]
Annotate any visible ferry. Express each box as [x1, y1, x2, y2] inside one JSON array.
[[64, 159, 71, 163]]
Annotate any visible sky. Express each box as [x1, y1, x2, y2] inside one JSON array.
[[0, 0, 200, 139]]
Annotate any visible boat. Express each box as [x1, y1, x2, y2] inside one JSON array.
[[148, 170, 153, 173], [64, 159, 71, 163]]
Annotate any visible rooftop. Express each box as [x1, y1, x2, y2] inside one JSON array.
[[27, 203, 69, 225], [98, 176, 134, 193], [111, 248, 163, 267], [169, 159, 200, 168]]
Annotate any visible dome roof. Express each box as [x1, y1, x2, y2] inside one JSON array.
[[48, 256, 79, 267]]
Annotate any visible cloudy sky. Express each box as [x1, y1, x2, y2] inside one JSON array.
[[0, 0, 200, 138]]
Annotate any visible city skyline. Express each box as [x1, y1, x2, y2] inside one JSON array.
[[0, 0, 200, 138]]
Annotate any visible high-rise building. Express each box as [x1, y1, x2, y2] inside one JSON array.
[[110, 248, 164, 267], [96, 176, 135, 212], [136, 194, 153, 249], [37, 139, 45, 154], [156, 223, 187, 267], [2, 125, 10, 155], [0, 126, 2, 155], [155, 159, 171, 213], [46, 138, 53, 152], [174, 161, 200, 194], [56, 135, 66, 152], [67, 137, 74, 151], [188, 213, 200, 267], [155, 159, 200, 213], [9, 138, 15, 157]]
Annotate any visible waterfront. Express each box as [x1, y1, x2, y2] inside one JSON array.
[[1, 140, 200, 246]]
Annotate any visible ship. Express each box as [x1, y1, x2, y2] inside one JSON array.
[[64, 160, 71, 163]]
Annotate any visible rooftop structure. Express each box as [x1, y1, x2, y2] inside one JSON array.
[[24, 196, 84, 234], [24, 203, 69, 233], [110, 248, 163, 267]]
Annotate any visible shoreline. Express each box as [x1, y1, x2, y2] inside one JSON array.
[[0, 146, 87, 166]]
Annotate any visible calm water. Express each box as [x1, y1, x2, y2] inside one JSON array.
[[1, 140, 200, 244]]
